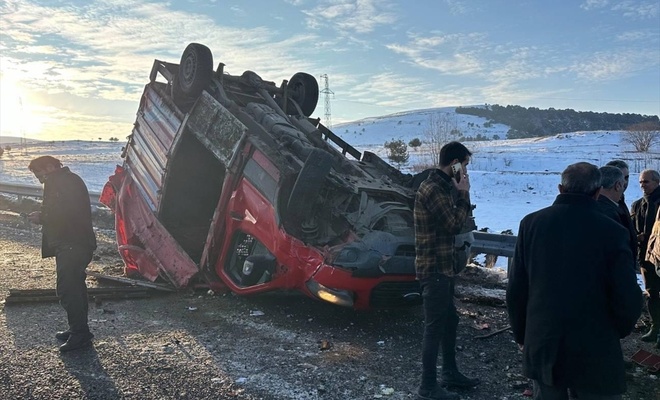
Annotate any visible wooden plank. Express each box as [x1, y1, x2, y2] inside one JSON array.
[[4, 288, 153, 304], [8, 287, 151, 296]]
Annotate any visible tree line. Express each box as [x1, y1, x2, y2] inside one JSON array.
[[456, 105, 660, 139]]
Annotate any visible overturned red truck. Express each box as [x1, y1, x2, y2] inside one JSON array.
[[101, 43, 425, 309]]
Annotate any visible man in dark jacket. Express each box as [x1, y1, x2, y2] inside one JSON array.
[[507, 162, 642, 399], [414, 141, 480, 400], [630, 169, 660, 347], [605, 160, 638, 265], [28, 156, 97, 352], [597, 166, 637, 259]]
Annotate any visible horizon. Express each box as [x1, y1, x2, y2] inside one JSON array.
[[1, 103, 656, 145], [1, 0, 658, 142]]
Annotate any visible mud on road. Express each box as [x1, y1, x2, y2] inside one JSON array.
[[0, 207, 658, 400]]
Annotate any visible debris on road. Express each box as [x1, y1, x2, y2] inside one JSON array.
[[4, 286, 158, 304]]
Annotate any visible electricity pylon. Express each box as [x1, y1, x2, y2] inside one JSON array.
[[319, 74, 334, 128]]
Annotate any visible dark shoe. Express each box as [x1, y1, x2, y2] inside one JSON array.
[[417, 386, 460, 400], [55, 330, 71, 341], [440, 370, 481, 389], [640, 326, 658, 342], [59, 331, 94, 352]]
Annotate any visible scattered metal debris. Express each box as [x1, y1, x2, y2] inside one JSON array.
[[631, 349, 660, 372], [475, 325, 511, 340], [87, 271, 176, 292]]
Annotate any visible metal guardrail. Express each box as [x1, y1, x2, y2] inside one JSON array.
[[472, 231, 517, 258], [0, 182, 103, 206], [471, 231, 517, 269]]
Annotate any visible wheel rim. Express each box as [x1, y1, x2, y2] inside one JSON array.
[[182, 53, 198, 85]]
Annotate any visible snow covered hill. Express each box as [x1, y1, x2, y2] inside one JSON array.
[[1, 107, 659, 235], [333, 106, 509, 149]]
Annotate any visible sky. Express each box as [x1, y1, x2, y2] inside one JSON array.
[[1, 0, 659, 141]]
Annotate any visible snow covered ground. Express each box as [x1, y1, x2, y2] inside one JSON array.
[[1, 109, 657, 283], [1, 125, 658, 235], [0, 140, 124, 193]]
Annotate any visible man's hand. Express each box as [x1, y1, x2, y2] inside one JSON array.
[[453, 172, 470, 192], [28, 211, 41, 225]]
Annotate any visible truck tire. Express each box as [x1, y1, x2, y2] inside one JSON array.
[[287, 148, 333, 220], [177, 43, 213, 98], [171, 80, 194, 112], [285, 72, 318, 117]]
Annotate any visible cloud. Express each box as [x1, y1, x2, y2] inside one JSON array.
[[1, 0, 323, 96], [569, 50, 659, 81], [581, 0, 658, 18], [386, 32, 488, 75], [615, 30, 658, 42], [230, 6, 247, 17], [0, 0, 331, 139], [331, 70, 493, 115], [580, 0, 609, 10], [612, 1, 659, 19], [443, 0, 470, 15], [301, 0, 398, 34]]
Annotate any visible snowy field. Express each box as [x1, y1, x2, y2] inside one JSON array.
[[0, 140, 124, 193], [0, 126, 655, 285], [1, 130, 659, 235]]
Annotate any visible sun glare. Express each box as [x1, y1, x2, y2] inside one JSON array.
[[0, 77, 42, 139]]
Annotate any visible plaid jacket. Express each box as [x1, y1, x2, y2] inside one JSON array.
[[414, 169, 471, 279]]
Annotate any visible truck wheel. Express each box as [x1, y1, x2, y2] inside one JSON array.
[[177, 43, 213, 97], [171, 79, 194, 112], [287, 148, 333, 220], [285, 72, 318, 117]]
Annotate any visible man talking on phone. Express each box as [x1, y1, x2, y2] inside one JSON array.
[[413, 141, 480, 400]]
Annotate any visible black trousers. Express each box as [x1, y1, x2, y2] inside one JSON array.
[[641, 261, 660, 326], [55, 245, 93, 333], [420, 274, 459, 390]]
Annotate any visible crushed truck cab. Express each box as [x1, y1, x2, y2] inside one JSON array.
[[101, 43, 421, 309]]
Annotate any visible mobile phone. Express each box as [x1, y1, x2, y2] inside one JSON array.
[[451, 163, 462, 182]]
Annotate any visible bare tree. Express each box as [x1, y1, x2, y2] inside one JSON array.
[[422, 113, 460, 166], [622, 121, 660, 153]]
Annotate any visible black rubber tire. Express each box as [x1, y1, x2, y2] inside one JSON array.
[[171, 79, 194, 113], [287, 148, 333, 220], [285, 72, 319, 117], [177, 43, 213, 97]]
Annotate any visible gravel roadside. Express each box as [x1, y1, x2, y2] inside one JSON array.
[[0, 208, 658, 400]]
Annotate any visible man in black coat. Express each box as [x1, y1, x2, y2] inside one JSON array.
[[597, 166, 637, 259], [605, 160, 638, 265], [28, 156, 97, 352], [630, 169, 660, 346], [507, 162, 642, 399]]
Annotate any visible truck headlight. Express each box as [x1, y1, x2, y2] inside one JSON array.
[[306, 279, 354, 308]]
